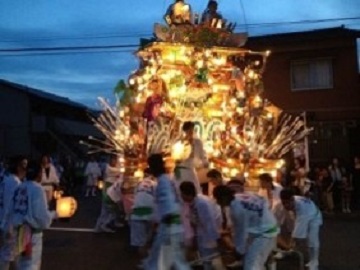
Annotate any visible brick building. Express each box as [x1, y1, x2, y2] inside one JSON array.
[[246, 27, 360, 165]]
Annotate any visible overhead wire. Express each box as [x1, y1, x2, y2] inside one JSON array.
[[0, 16, 358, 44]]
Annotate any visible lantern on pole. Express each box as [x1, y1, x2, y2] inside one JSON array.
[[56, 197, 78, 218]]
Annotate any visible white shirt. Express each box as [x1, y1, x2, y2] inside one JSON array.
[[84, 161, 102, 180], [258, 182, 283, 211], [131, 177, 157, 221], [179, 138, 208, 169], [104, 164, 121, 184], [41, 164, 60, 187], [230, 193, 279, 254], [191, 194, 221, 248], [292, 196, 322, 239], [156, 174, 183, 234], [12, 180, 55, 230], [0, 174, 21, 230]]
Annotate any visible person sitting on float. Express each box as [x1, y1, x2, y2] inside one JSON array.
[[201, 0, 222, 26], [164, 0, 193, 26]]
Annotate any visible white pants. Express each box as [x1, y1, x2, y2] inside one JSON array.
[[0, 229, 16, 264], [176, 167, 201, 194], [144, 225, 190, 270], [244, 236, 276, 270], [16, 232, 43, 270], [130, 220, 152, 247]]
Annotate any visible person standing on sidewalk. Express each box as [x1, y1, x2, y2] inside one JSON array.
[[12, 163, 57, 270], [0, 156, 27, 270], [84, 156, 102, 197], [40, 154, 59, 204]]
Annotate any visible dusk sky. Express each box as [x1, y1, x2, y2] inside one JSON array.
[[0, 0, 359, 108]]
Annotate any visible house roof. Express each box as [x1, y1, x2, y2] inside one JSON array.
[[0, 79, 88, 110], [247, 26, 360, 46]]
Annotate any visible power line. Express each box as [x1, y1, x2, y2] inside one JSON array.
[[0, 50, 135, 57], [0, 44, 139, 53], [0, 16, 359, 44], [0, 31, 151, 43]]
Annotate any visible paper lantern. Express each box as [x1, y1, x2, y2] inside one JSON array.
[[56, 197, 77, 218], [97, 180, 104, 190]]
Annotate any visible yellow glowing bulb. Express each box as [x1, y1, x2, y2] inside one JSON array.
[[196, 60, 204, 68], [247, 70, 255, 79], [134, 169, 144, 179], [230, 168, 239, 177], [222, 167, 230, 174]]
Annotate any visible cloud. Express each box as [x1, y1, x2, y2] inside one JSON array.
[[0, 0, 359, 108]]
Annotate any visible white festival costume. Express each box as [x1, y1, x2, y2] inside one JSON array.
[[0, 174, 21, 263], [12, 180, 56, 270], [191, 194, 224, 270], [130, 177, 157, 247], [84, 161, 102, 186], [292, 196, 322, 270], [176, 138, 208, 193], [131, 177, 157, 221], [40, 164, 59, 201], [230, 193, 279, 270], [144, 174, 190, 270]]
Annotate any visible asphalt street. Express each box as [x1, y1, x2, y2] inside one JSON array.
[[41, 194, 360, 270]]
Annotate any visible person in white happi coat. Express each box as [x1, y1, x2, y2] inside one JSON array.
[[280, 189, 322, 270], [40, 155, 59, 204], [0, 156, 27, 270], [144, 154, 190, 270], [84, 156, 102, 197], [179, 181, 224, 270], [258, 173, 283, 212], [95, 154, 122, 233], [12, 164, 56, 270], [213, 185, 279, 270], [130, 169, 157, 265], [176, 121, 208, 194]]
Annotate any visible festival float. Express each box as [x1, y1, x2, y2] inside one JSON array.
[[84, 0, 311, 190]]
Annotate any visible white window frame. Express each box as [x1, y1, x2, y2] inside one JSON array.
[[290, 58, 334, 91]]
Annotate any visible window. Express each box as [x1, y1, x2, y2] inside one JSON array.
[[291, 58, 333, 91]]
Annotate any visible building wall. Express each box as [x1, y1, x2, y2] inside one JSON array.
[[247, 31, 360, 164], [0, 86, 31, 157], [261, 37, 360, 117]]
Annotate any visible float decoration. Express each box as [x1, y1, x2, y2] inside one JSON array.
[[85, 1, 312, 188]]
